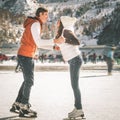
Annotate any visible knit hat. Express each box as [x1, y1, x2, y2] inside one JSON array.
[[60, 16, 77, 29]]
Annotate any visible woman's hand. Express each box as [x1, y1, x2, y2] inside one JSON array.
[[54, 36, 65, 44], [53, 45, 60, 51]]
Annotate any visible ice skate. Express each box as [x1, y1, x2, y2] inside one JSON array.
[[63, 108, 85, 120], [10, 102, 20, 114], [19, 103, 37, 118]]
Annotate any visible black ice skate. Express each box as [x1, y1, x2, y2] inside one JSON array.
[[10, 102, 20, 114], [19, 103, 37, 118]]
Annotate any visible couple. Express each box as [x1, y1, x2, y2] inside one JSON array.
[[10, 7, 84, 119]]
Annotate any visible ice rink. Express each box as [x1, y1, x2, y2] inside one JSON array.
[[0, 69, 120, 120]]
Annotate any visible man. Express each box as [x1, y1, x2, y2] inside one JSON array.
[[10, 7, 53, 118]]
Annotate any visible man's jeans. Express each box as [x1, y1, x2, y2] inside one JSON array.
[[15, 55, 34, 104], [68, 55, 82, 109]]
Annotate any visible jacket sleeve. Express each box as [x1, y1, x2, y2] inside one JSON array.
[[63, 29, 80, 45], [31, 22, 54, 50]]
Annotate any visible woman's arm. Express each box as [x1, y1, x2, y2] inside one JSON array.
[[54, 36, 65, 44]]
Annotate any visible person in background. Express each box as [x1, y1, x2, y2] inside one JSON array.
[[15, 57, 22, 73], [92, 53, 97, 64], [106, 47, 115, 75], [54, 16, 84, 119], [10, 7, 54, 118], [82, 52, 87, 64]]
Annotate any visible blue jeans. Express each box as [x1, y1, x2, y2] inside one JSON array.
[[106, 58, 113, 73], [15, 55, 34, 104], [68, 55, 82, 109]]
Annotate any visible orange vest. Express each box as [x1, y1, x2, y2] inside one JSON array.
[[18, 17, 41, 58]]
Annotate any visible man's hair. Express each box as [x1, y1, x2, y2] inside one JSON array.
[[36, 7, 48, 17]]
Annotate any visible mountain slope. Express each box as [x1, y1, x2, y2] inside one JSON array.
[[97, 2, 120, 46], [0, 0, 38, 15], [0, 0, 120, 48]]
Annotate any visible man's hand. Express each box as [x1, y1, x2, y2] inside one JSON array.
[[34, 55, 39, 60]]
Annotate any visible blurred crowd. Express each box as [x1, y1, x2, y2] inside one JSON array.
[[0, 51, 120, 65]]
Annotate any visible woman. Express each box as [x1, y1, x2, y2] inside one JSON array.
[[54, 16, 84, 119]]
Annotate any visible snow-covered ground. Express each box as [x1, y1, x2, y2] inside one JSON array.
[[46, 0, 119, 46]]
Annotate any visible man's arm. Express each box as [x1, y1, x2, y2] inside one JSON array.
[[31, 22, 54, 50]]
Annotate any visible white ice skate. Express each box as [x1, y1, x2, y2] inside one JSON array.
[[63, 108, 85, 120]]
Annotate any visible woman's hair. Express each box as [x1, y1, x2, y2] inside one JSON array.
[[36, 7, 48, 17], [55, 20, 64, 39]]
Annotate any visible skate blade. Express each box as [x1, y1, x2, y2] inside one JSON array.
[[9, 116, 36, 120], [63, 117, 84, 120], [19, 113, 37, 119], [0, 116, 36, 120], [63, 116, 86, 120], [10, 110, 19, 114]]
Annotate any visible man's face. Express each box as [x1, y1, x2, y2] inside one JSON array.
[[57, 20, 60, 28], [39, 12, 48, 23]]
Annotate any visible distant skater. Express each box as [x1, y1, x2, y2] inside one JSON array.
[[106, 47, 115, 75], [15, 59, 22, 73]]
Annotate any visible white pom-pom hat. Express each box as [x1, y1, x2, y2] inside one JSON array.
[[60, 16, 77, 30]]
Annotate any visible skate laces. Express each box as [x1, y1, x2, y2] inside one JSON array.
[[19, 103, 29, 110], [26, 103, 31, 109], [27, 103, 36, 112], [20, 103, 36, 113], [68, 108, 77, 115], [14, 102, 20, 106], [68, 108, 84, 117]]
